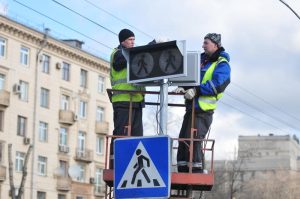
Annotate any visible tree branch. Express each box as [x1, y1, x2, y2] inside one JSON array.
[[17, 145, 33, 199], [8, 144, 16, 199]]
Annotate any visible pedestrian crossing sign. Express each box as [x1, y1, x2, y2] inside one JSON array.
[[114, 136, 171, 198]]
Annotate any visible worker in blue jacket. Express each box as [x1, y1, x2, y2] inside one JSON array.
[[174, 33, 231, 173]]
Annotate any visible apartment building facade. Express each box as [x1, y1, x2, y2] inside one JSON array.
[[238, 134, 300, 171], [0, 15, 112, 199]]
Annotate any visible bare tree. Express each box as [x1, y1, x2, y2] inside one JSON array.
[[205, 169, 231, 199], [288, 171, 300, 198], [203, 159, 245, 199], [8, 144, 33, 199], [205, 147, 253, 199], [227, 158, 245, 199], [8, 144, 16, 199], [240, 170, 300, 199], [224, 147, 249, 199]]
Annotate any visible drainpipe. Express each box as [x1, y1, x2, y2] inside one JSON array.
[[30, 28, 50, 199]]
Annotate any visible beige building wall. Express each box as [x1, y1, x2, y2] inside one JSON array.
[[238, 134, 300, 171], [0, 15, 112, 199]]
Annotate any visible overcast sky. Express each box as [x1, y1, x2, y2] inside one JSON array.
[[2, 0, 300, 159]]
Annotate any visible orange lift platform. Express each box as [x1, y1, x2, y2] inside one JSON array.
[[103, 90, 215, 198]]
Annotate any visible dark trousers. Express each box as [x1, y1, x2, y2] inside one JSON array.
[[110, 106, 143, 168], [112, 107, 143, 137], [177, 110, 213, 172]]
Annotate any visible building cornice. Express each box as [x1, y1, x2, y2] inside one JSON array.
[[0, 15, 110, 74]]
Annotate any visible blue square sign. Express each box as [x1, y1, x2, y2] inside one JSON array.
[[114, 136, 171, 198]]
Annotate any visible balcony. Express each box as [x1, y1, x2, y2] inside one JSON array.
[[58, 145, 70, 154], [0, 165, 6, 181], [71, 181, 93, 196], [74, 148, 93, 163], [57, 177, 71, 191], [59, 110, 75, 125], [95, 121, 109, 135], [0, 90, 10, 107]]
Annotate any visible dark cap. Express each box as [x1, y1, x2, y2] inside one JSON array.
[[119, 29, 135, 43], [204, 33, 221, 47]]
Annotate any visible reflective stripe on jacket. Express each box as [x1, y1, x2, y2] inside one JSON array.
[[110, 48, 144, 103], [197, 57, 228, 111]]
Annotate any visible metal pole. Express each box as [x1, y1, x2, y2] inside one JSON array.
[[127, 94, 133, 136], [30, 28, 49, 199], [159, 79, 168, 135]]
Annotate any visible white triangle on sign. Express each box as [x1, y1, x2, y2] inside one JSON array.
[[117, 142, 166, 189]]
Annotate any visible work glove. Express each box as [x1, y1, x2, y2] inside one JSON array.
[[172, 87, 186, 94], [184, 88, 196, 100]]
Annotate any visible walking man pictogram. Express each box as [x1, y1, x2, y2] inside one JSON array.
[[165, 50, 176, 72], [131, 149, 151, 185], [137, 54, 148, 75]]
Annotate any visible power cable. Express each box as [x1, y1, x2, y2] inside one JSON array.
[[220, 100, 290, 134], [155, 94, 161, 135], [82, 0, 154, 39], [278, 0, 300, 20], [51, 0, 118, 36], [231, 82, 300, 123], [225, 91, 300, 132], [155, 92, 164, 135], [13, 0, 113, 50]]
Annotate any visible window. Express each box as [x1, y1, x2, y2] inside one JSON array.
[[58, 194, 66, 199], [78, 131, 85, 152], [95, 168, 104, 193], [38, 156, 47, 176], [241, 172, 244, 182], [0, 142, 4, 163], [19, 81, 29, 101], [39, 121, 48, 142], [98, 75, 105, 93], [62, 62, 70, 81], [76, 164, 85, 182], [17, 115, 27, 136], [96, 136, 104, 155], [59, 127, 68, 146], [0, 74, 5, 90], [0, 37, 6, 57], [13, 188, 20, 198], [20, 46, 29, 66], [80, 69, 87, 88], [15, 151, 25, 172], [59, 160, 68, 177], [37, 191, 46, 199], [79, 100, 87, 118], [0, 110, 4, 131], [96, 106, 104, 122], [60, 95, 69, 110], [40, 88, 49, 108], [41, 54, 50, 74]]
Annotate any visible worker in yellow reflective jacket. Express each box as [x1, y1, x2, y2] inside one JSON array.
[[109, 29, 145, 168], [174, 33, 231, 173]]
